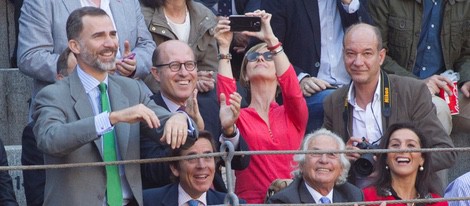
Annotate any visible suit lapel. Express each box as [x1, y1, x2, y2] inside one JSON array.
[[108, 77, 131, 159], [332, 188, 345, 203], [153, 92, 171, 111], [161, 184, 179, 206], [70, 70, 103, 155], [302, 0, 321, 57], [298, 179, 316, 203], [61, 0, 80, 13]]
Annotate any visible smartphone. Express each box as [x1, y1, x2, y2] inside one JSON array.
[[229, 15, 261, 32], [121, 52, 136, 62]]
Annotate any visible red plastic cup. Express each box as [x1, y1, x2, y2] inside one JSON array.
[[439, 81, 460, 115]]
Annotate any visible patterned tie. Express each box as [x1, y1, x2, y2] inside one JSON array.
[[99, 82, 123, 206], [218, 0, 232, 16], [188, 199, 199, 206], [320, 196, 331, 203]]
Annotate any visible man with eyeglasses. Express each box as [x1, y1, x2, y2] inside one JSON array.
[[140, 40, 250, 192]]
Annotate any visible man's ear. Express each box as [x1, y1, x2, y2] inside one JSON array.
[[379, 48, 386, 66], [151, 67, 162, 83], [169, 163, 180, 177], [68, 39, 80, 55]]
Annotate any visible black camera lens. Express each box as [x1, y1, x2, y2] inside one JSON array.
[[353, 153, 375, 177]]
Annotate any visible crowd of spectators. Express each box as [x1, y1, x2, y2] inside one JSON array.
[[0, 0, 469, 205]]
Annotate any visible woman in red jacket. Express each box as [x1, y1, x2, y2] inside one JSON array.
[[214, 10, 308, 203], [363, 122, 448, 206]]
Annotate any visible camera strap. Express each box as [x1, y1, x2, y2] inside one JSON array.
[[343, 70, 392, 139]]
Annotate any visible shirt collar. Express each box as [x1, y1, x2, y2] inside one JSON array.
[[178, 184, 207, 206], [304, 181, 334, 203], [347, 76, 381, 108], [161, 93, 184, 112], [76, 65, 109, 94]]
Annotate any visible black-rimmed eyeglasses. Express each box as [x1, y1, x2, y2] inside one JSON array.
[[155, 61, 197, 72], [246, 51, 273, 62]]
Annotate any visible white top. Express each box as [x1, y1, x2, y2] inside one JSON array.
[[347, 75, 383, 144], [165, 9, 191, 43]]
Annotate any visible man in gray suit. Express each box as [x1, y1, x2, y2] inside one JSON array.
[[17, 1, 155, 204], [268, 128, 363, 204], [33, 7, 195, 206]]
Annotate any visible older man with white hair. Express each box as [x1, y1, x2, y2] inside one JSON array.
[[268, 128, 363, 204]]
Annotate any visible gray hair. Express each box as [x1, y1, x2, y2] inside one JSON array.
[[292, 128, 350, 185]]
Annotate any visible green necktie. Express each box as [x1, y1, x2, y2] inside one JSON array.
[[99, 82, 123, 206]]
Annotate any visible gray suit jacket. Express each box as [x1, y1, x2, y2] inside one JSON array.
[[268, 177, 364, 203], [33, 70, 174, 206], [17, 0, 155, 112], [323, 74, 457, 173]]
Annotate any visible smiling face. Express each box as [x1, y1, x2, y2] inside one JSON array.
[[386, 128, 425, 180], [301, 135, 343, 193], [343, 24, 385, 87], [152, 41, 197, 105], [170, 138, 215, 198], [70, 15, 118, 73]]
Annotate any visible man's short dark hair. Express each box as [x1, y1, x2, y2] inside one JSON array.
[[66, 7, 109, 41]]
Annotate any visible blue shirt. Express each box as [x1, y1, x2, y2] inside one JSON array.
[[414, 0, 444, 79], [445, 172, 470, 206]]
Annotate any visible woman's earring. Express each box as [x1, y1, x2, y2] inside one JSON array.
[[385, 165, 389, 170], [419, 165, 424, 171]]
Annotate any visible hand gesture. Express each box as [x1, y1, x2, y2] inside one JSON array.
[[241, 10, 275, 43], [300, 77, 333, 96], [109, 104, 160, 128], [160, 113, 190, 149], [185, 89, 204, 130], [424, 74, 453, 95], [461, 81, 470, 98], [196, 71, 215, 92], [215, 16, 233, 51], [345, 136, 364, 162], [115, 40, 137, 77], [219, 92, 242, 135]]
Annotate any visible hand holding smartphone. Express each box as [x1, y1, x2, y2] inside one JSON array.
[[121, 52, 136, 62]]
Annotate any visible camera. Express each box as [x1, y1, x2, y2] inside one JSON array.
[[352, 140, 379, 177], [229, 15, 261, 32]]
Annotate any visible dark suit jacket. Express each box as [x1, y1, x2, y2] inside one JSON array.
[[0, 139, 18, 206], [261, 0, 371, 77], [268, 177, 363, 203], [323, 74, 457, 174], [143, 183, 246, 206], [141, 91, 250, 192], [33, 69, 196, 205]]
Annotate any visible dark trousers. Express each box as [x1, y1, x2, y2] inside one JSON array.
[[21, 122, 45, 206]]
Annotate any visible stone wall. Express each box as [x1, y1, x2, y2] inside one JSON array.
[[0, 69, 31, 146], [0, 0, 17, 68]]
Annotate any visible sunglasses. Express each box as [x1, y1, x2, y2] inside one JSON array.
[[246, 51, 273, 62]]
